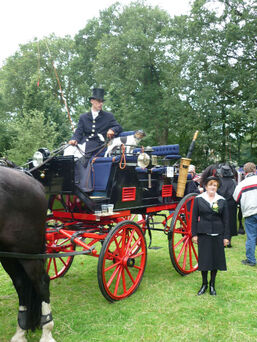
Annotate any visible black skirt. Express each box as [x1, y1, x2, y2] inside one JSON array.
[[198, 234, 227, 271]]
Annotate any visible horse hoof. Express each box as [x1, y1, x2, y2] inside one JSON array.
[[11, 335, 27, 342], [40, 338, 56, 342]]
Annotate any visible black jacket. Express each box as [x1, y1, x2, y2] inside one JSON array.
[[191, 195, 230, 240], [71, 110, 122, 152]]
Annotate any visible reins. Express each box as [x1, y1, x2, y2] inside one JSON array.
[[0, 248, 94, 259]]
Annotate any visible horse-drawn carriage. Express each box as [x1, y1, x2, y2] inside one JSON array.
[[29, 131, 199, 302]]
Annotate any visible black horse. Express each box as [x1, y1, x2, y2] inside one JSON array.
[[0, 166, 56, 342]]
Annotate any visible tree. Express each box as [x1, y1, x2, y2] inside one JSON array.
[[184, 0, 257, 164], [0, 35, 77, 149], [5, 110, 60, 165]]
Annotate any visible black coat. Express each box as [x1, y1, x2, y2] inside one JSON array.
[[71, 110, 122, 153], [191, 196, 230, 240]]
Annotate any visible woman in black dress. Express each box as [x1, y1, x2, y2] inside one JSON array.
[[191, 176, 230, 296]]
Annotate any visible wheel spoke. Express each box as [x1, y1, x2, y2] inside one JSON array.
[[128, 236, 141, 256], [177, 215, 187, 230], [114, 266, 123, 296], [182, 238, 189, 270], [124, 265, 135, 283], [53, 258, 58, 276], [125, 229, 135, 255], [106, 264, 121, 288], [104, 260, 121, 272], [174, 235, 187, 249], [46, 258, 52, 273], [122, 268, 127, 293]]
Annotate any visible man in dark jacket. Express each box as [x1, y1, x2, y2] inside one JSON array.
[[69, 88, 122, 152], [68, 88, 122, 192]]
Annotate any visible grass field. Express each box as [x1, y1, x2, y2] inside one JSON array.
[[0, 230, 256, 342]]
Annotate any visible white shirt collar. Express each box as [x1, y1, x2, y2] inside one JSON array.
[[91, 110, 99, 120], [199, 191, 224, 205]]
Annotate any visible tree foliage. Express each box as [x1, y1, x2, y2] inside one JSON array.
[[0, 0, 256, 167]]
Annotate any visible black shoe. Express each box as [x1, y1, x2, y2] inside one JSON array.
[[209, 283, 216, 296], [197, 284, 208, 296], [241, 259, 256, 267]]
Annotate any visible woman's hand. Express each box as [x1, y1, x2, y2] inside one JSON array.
[[224, 239, 230, 247], [192, 236, 198, 244]]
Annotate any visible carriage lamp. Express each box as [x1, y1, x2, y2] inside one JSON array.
[[137, 152, 150, 169], [32, 151, 44, 167], [32, 148, 50, 167]]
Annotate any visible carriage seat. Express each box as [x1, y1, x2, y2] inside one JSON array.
[[89, 155, 138, 192], [133, 144, 180, 160]]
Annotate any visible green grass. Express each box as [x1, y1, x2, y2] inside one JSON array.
[[1, 231, 256, 342]]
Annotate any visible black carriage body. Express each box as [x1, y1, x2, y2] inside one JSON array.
[[31, 156, 75, 194], [107, 163, 175, 210], [30, 142, 183, 212]]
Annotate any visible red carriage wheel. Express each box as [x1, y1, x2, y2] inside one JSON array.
[[97, 221, 147, 302], [167, 193, 198, 275], [45, 218, 75, 280]]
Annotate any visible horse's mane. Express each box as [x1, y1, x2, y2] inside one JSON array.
[[0, 157, 18, 168], [0, 158, 32, 177]]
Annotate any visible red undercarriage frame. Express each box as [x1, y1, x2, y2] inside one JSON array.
[[45, 194, 198, 302]]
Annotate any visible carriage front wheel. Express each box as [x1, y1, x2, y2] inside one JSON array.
[[45, 218, 75, 280], [168, 193, 198, 275], [97, 221, 147, 302]]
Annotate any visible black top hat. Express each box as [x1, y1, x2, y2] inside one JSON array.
[[89, 88, 105, 101]]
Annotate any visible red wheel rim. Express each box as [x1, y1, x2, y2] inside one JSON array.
[[101, 223, 146, 300], [170, 195, 198, 274]]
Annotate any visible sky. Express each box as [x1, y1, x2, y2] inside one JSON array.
[[0, 0, 192, 66]]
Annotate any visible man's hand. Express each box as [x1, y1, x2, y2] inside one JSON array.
[[107, 129, 115, 140], [68, 140, 78, 146]]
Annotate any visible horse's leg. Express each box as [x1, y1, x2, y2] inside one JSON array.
[[0, 259, 28, 342], [20, 259, 56, 342]]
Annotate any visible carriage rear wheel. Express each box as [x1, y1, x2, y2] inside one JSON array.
[[45, 218, 75, 280], [97, 221, 147, 302], [48, 194, 85, 213], [168, 193, 198, 275]]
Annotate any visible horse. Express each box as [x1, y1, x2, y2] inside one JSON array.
[[0, 165, 56, 342]]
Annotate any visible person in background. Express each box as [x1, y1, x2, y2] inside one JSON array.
[[68, 88, 122, 191], [192, 175, 230, 296], [233, 162, 257, 267], [185, 164, 203, 194], [217, 164, 237, 247]]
